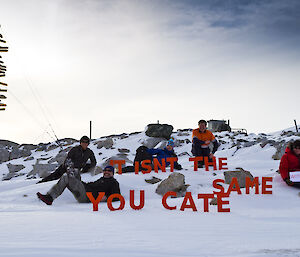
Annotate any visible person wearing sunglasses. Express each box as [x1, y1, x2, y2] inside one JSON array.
[[37, 165, 120, 205], [37, 136, 96, 183], [279, 140, 300, 188]]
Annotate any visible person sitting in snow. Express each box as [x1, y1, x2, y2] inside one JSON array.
[[191, 119, 219, 167], [37, 165, 120, 205], [37, 136, 96, 183], [279, 140, 300, 188]]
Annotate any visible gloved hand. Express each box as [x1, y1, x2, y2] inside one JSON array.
[[285, 178, 294, 186], [64, 158, 76, 176], [174, 162, 182, 170], [64, 158, 74, 169]]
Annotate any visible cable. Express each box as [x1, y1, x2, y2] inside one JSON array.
[[23, 75, 63, 149], [1, 24, 63, 147], [8, 89, 57, 143]]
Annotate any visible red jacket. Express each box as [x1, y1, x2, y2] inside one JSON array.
[[279, 147, 300, 180]]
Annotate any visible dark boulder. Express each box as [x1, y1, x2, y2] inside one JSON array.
[[145, 124, 173, 140]]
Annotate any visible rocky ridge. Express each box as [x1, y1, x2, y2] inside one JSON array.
[[1, 127, 299, 181]]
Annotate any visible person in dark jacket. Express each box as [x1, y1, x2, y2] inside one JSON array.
[[192, 120, 219, 167], [146, 139, 182, 170], [37, 136, 96, 183], [122, 139, 182, 173], [37, 166, 120, 205], [279, 140, 300, 188], [83, 165, 120, 200]]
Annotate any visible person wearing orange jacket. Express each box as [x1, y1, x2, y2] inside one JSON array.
[[192, 120, 218, 167], [279, 140, 300, 188]]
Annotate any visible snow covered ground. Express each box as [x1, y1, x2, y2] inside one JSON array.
[[1, 128, 300, 257]]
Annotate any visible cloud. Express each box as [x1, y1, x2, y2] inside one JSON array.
[[0, 0, 299, 143]]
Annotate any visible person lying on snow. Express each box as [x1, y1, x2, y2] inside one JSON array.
[[146, 139, 182, 170], [122, 139, 182, 173], [37, 165, 120, 205], [129, 139, 181, 171], [37, 136, 96, 184], [279, 140, 300, 188]]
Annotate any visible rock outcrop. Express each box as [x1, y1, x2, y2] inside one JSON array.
[[156, 173, 189, 197], [224, 168, 254, 188], [145, 124, 173, 140]]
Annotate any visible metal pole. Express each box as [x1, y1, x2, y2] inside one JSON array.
[[294, 119, 299, 133], [0, 25, 8, 111], [89, 121, 92, 139]]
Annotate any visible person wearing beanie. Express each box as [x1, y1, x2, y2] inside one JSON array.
[[192, 120, 219, 167], [279, 140, 300, 188], [166, 139, 175, 148], [37, 165, 120, 205], [83, 165, 120, 200], [37, 135, 96, 183], [121, 139, 182, 173]]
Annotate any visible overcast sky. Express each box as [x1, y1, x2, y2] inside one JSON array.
[[1, 0, 300, 144]]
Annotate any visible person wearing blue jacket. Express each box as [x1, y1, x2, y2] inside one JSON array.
[[146, 139, 182, 170]]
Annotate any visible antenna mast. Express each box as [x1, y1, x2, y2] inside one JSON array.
[[0, 25, 8, 111]]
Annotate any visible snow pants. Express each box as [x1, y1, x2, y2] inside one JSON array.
[[47, 173, 89, 203], [192, 139, 210, 156], [38, 164, 66, 183], [192, 139, 212, 166]]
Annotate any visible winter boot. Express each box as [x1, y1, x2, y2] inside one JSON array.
[[197, 161, 204, 169], [37, 192, 53, 205]]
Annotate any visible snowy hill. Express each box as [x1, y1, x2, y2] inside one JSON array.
[[0, 127, 300, 257], [1, 127, 300, 180]]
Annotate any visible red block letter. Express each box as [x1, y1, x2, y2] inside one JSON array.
[[130, 190, 145, 210], [218, 158, 228, 170], [166, 157, 177, 172], [86, 192, 105, 211], [198, 193, 214, 212], [141, 160, 152, 174], [180, 192, 197, 212], [153, 158, 166, 173], [134, 161, 139, 174], [189, 157, 203, 171], [217, 193, 230, 212], [226, 177, 242, 196], [107, 194, 125, 211], [110, 159, 125, 175], [213, 179, 225, 195], [162, 191, 177, 210], [245, 177, 259, 194], [262, 177, 273, 194], [204, 156, 217, 171]]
